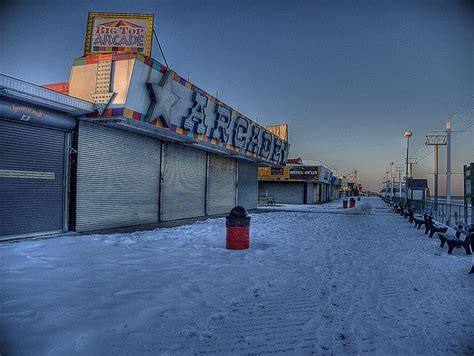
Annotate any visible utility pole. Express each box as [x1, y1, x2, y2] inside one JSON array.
[[425, 134, 447, 206], [390, 162, 394, 202], [446, 121, 452, 205], [404, 131, 413, 204], [407, 158, 417, 178], [396, 166, 403, 202]]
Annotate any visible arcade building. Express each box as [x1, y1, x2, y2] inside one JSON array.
[[0, 12, 290, 240]]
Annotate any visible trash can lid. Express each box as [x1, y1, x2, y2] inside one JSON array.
[[229, 206, 248, 217]]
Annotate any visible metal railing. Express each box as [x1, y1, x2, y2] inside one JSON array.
[[388, 196, 473, 225]]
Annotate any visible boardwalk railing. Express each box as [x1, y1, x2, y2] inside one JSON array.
[[389, 196, 473, 225]]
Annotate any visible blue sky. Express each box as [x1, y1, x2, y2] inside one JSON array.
[[1, 0, 472, 193]]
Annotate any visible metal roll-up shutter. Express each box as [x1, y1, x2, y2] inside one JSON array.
[[237, 161, 258, 210], [0, 120, 66, 239], [313, 184, 319, 203], [306, 182, 314, 204], [207, 154, 236, 216], [161, 143, 206, 221], [259, 182, 305, 204], [76, 123, 161, 232]]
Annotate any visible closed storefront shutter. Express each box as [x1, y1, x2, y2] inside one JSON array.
[[237, 161, 258, 210], [259, 182, 305, 204], [76, 123, 161, 232], [306, 182, 314, 204], [0, 120, 66, 239], [207, 154, 236, 216], [313, 183, 320, 203], [161, 143, 206, 221]]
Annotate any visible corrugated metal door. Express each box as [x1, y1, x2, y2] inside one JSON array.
[[306, 182, 314, 204], [259, 182, 305, 204], [0, 120, 66, 239], [76, 123, 161, 232], [161, 143, 206, 221], [207, 154, 236, 215], [313, 184, 319, 203], [237, 161, 258, 210]]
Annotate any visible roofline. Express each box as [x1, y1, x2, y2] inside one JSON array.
[[0, 74, 94, 115]]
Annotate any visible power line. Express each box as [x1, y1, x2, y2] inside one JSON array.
[[449, 96, 474, 128], [452, 121, 473, 139], [410, 96, 473, 159], [416, 148, 435, 164], [411, 106, 473, 161]]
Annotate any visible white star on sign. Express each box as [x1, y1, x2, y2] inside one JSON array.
[[148, 72, 180, 127]]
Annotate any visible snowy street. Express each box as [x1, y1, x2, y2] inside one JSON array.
[[0, 197, 472, 355]]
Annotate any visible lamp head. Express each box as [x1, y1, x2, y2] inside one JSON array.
[[404, 131, 413, 138]]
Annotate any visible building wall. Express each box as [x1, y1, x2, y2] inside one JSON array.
[[258, 181, 305, 204], [306, 182, 314, 204]]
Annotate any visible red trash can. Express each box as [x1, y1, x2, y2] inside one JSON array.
[[226, 207, 251, 250], [350, 198, 356, 208], [343, 199, 348, 209]]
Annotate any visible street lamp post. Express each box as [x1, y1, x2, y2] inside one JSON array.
[[404, 131, 413, 205]]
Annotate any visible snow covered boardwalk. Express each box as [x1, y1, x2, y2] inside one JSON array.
[[1, 197, 472, 355]]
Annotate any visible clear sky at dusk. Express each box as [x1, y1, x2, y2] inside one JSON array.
[[0, 0, 472, 193]]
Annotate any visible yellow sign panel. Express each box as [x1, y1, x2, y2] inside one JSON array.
[[266, 124, 288, 142], [258, 166, 290, 181], [84, 12, 154, 56]]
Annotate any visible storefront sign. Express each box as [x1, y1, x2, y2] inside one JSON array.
[[318, 166, 331, 184], [270, 167, 285, 176], [289, 166, 318, 180], [0, 99, 76, 130], [84, 13, 154, 56], [176, 90, 289, 165]]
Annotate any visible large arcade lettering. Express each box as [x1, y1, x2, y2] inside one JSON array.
[[233, 117, 249, 149], [271, 138, 283, 163], [179, 93, 289, 165], [211, 104, 232, 143], [246, 125, 261, 154], [182, 91, 208, 135], [259, 131, 273, 158]]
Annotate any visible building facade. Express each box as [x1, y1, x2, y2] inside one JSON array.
[[0, 13, 290, 239], [0, 75, 94, 240], [258, 162, 340, 205]]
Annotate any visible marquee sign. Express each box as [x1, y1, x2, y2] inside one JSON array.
[[144, 67, 289, 166], [84, 13, 153, 56], [289, 166, 318, 181], [74, 53, 290, 166]]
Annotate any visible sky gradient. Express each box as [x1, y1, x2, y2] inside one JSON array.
[[1, 0, 472, 193]]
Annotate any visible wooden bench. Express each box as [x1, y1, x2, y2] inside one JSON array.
[[438, 225, 473, 255], [413, 213, 425, 229], [267, 198, 277, 206], [425, 215, 448, 238], [398, 205, 405, 216], [403, 206, 410, 219]]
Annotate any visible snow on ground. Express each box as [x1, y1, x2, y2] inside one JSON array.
[[0, 197, 472, 355], [260, 197, 377, 214]]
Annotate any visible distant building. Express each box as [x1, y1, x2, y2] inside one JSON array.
[[258, 160, 341, 205], [464, 163, 473, 206]]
